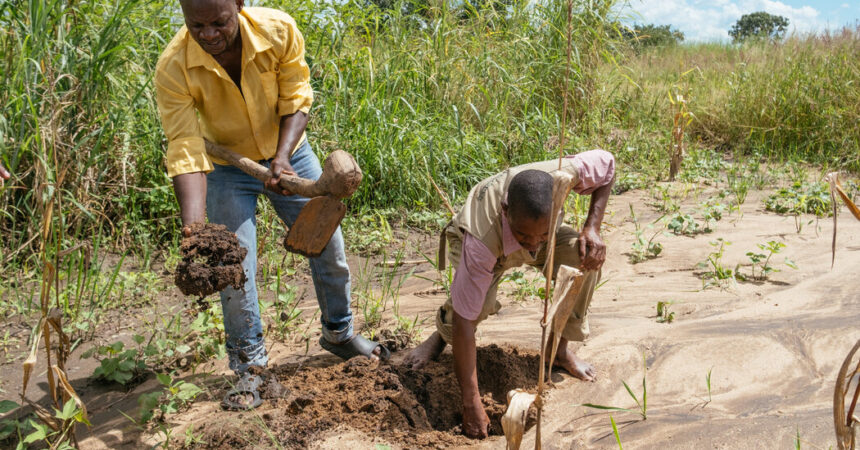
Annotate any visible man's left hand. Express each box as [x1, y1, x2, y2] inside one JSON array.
[[578, 225, 606, 271], [266, 154, 296, 196]]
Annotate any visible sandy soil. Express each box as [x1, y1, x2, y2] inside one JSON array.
[[5, 182, 860, 449]]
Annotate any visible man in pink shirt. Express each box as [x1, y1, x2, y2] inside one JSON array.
[[404, 150, 615, 438]]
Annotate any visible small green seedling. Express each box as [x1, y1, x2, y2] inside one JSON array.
[[699, 238, 738, 288], [656, 301, 675, 323], [610, 415, 623, 449], [138, 372, 203, 423], [628, 204, 664, 263], [706, 367, 713, 403], [82, 337, 149, 385], [581, 353, 648, 420]]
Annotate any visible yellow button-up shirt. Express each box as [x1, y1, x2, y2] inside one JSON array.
[[155, 7, 313, 178]]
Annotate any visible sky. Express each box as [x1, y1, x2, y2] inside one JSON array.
[[622, 0, 860, 42]]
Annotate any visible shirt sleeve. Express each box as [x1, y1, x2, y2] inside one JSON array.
[[451, 232, 497, 321], [155, 59, 213, 178], [570, 149, 615, 195], [277, 22, 313, 116]]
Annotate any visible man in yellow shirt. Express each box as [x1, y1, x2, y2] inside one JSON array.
[[156, 0, 387, 410]]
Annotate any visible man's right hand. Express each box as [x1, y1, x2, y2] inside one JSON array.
[[266, 154, 295, 196], [462, 396, 490, 439]]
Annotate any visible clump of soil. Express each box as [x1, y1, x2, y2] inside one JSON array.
[[175, 223, 247, 297], [187, 344, 540, 449]]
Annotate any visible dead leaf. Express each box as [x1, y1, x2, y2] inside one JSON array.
[[502, 389, 538, 450], [544, 265, 585, 373]]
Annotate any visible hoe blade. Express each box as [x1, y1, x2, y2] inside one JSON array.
[[284, 196, 346, 258]]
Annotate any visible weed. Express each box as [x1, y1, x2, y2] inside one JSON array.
[[743, 241, 797, 280], [656, 301, 675, 323], [501, 270, 546, 303], [610, 415, 623, 449], [0, 401, 33, 443], [137, 372, 203, 424], [706, 367, 713, 403], [667, 212, 702, 235], [82, 336, 150, 385], [765, 181, 832, 217], [20, 398, 88, 448], [264, 270, 305, 342], [343, 211, 394, 255], [628, 205, 664, 263], [650, 185, 681, 213], [353, 249, 413, 336], [581, 353, 648, 420], [699, 238, 738, 289]]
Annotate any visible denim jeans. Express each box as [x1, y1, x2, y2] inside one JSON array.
[[206, 139, 353, 374]]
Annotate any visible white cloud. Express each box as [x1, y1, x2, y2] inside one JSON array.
[[626, 0, 828, 42]]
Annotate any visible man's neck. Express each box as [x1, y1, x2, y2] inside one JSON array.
[[214, 28, 243, 66]]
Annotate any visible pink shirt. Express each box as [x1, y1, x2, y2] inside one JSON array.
[[451, 150, 615, 321]]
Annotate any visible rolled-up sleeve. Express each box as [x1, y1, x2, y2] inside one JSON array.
[[276, 22, 313, 116], [570, 149, 615, 195], [451, 233, 497, 321], [155, 60, 213, 177]]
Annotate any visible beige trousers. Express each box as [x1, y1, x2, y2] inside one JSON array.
[[435, 224, 600, 344]]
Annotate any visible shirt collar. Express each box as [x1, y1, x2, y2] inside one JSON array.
[[500, 211, 523, 257], [185, 10, 272, 70]]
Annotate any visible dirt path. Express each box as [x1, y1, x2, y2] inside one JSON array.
[[36, 185, 860, 448]]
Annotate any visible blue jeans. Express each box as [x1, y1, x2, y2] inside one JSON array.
[[206, 140, 354, 374]]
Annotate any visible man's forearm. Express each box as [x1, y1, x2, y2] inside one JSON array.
[[276, 111, 309, 158], [583, 180, 613, 231], [173, 172, 207, 226], [452, 311, 481, 403]]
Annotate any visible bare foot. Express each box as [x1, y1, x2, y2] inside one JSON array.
[[402, 331, 447, 370], [548, 337, 596, 382]]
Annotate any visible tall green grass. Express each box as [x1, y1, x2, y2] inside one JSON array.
[[600, 27, 860, 173], [0, 0, 857, 271]]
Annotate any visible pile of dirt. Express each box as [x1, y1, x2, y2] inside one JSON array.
[[174, 223, 247, 297], [187, 345, 540, 448]]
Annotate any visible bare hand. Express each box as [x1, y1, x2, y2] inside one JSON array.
[[265, 155, 295, 196], [462, 397, 490, 439], [578, 225, 606, 271], [0, 163, 10, 181]]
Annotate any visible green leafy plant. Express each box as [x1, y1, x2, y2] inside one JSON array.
[[18, 398, 89, 449], [138, 373, 203, 423], [667, 212, 702, 235], [628, 205, 664, 263], [501, 269, 546, 302], [0, 400, 32, 444], [264, 271, 304, 341], [744, 241, 796, 280], [656, 301, 675, 323], [82, 336, 150, 385], [699, 238, 738, 288], [765, 181, 832, 215]]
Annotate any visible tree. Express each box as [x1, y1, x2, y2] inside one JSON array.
[[622, 23, 685, 48], [729, 11, 789, 43]]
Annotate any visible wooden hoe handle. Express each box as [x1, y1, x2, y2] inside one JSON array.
[[204, 140, 362, 199]]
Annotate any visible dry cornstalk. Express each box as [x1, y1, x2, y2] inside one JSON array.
[[824, 172, 860, 268], [20, 163, 88, 448], [834, 339, 860, 450]]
